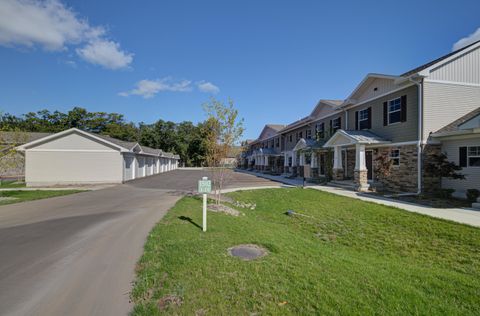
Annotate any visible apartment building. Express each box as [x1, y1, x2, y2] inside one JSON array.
[[243, 40, 480, 197]]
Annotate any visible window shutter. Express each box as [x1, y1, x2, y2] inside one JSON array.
[[329, 120, 332, 135], [459, 147, 467, 167], [338, 117, 342, 129], [355, 111, 359, 130], [383, 101, 388, 126], [401, 95, 407, 122], [367, 107, 372, 129]]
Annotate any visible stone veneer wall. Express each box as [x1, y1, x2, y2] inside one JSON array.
[[346, 149, 355, 180], [422, 144, 442, 193], [375, 145, 418, 192]]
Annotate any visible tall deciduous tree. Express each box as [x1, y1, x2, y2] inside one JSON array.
[[203, 97, 244, 204]]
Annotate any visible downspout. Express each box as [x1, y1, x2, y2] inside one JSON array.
[[409, 77, 423, 195]]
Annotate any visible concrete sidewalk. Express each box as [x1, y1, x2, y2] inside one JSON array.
[[236, 170, 480, 228]]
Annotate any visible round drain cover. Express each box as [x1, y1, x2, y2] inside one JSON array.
[[228, 244, 267, 260]]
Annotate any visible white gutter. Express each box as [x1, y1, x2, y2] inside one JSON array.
[[408, 77, 424, 194]]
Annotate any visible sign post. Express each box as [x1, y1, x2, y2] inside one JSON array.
[[198, 176, 212, 232]]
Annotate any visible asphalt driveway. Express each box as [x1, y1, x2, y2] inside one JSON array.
[[0, 169, 280, 316]]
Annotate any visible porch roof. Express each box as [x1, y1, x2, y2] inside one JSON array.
[[324, 129, 389, 147], [292, 138, 325, 151]]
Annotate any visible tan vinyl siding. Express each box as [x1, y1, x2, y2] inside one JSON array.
[[26, 150, 123, 186], [355, 78, 397, 103], [429, 47, 480, 84], [423, 81, 480, 140], [441, 136, 480, 198], [32, 132, 118, 151], [347, 85, 419, 142]]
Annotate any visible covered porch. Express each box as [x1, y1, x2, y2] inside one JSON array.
[[324, 130, 389, 191]]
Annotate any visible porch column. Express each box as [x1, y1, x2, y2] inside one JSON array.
[[354, 144, 369, 191], [332, 146, 344, 180]]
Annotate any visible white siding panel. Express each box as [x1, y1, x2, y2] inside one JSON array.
[[441, 137, 480, 198], [26, 151, 123, 186], [34, 132, 117, 151], [423, 81, 480, 140], [429, 47, 480, 84]]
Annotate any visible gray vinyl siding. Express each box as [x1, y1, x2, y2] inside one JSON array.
[[423, 81, 480, 141], [347, 85, 419, 143], [283, 126, 313, 151], [441, 136, 480, 198]]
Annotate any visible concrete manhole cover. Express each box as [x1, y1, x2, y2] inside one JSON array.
[[228, 244, 268, 261]]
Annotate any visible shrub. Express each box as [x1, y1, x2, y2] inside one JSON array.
[[433, 188, 455, 199], [466, 189, 480, 202]]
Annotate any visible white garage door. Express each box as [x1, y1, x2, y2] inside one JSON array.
[[136, 157, 145, 178], [124, 156, 134, 181]]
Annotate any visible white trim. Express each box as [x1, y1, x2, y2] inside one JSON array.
[[387, 96, 402, 125], [414, 41, 480, 77], [27, 149, 118, 153], [424, 79, 480, 88], [342, 83, 415, 111]]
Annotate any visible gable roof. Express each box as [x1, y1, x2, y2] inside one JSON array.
[[343, 73, 400, 105], [16, 128, 179, 159], [401, 39, 480, 77], [265, 124, 284, 131], [434, 107, 480, 134], [324, 129, 389, 147]]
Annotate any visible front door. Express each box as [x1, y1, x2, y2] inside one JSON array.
[[366, 150, 373, 180]]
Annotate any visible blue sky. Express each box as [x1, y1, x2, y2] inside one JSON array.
[[1, 0, 480, 139]]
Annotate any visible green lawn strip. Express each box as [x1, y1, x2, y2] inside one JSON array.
[[131, 188, 480, 315], [0, 190, 85, 205], [0, 180, 26, 188]]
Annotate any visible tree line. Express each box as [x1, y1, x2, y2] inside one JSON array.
[[0, 107, 212, 167]]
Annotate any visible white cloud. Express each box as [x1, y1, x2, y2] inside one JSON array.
[[76, 40, 133, 70], [196, 81, 220, 94], [452, 27, 480, 51], [0, 0, 132, 69], [119, 78, 193, 98]]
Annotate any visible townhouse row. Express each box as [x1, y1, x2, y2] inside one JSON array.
[[241, 40, 480, 198]]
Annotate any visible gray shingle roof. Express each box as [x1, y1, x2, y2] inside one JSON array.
[[435, 107, 480, 133], [94, 133, 138, 151], [342, 130, 387, 144], [266, 124, 285, 132]]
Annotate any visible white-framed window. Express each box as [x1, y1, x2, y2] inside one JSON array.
[[388, 98, 402, 124], [390, 149, 400, 166], [306, 129, 312, 139], [316, 122, 325, 139], [358, 109, 369, 130], [332, 117, 341, 132], [468, 146, 480, 167]]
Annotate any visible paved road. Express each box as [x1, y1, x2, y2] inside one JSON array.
[[0, 169, 279, 316]]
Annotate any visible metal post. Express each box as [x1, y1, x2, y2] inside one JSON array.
[[202, 193, 207, 232]]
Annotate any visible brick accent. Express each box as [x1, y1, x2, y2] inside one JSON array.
[[375, 145, 418, 192], [332, 168, 344, 180], [354, 169, 369, 191], [422, 144, 442, 193]]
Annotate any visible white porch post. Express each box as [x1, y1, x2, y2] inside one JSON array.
[[333, 146, 342, 169], [354, 144, 367, 171], [354, 143, 369, 191], [332, 146, 344, 180]]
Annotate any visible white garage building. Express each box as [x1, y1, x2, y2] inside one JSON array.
[[17, 128, 180, 187]]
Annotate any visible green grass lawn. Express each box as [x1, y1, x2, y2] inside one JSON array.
[[131, 188, 480, 315], [0, 190, 84, 205], [0, 180, 26, 188]]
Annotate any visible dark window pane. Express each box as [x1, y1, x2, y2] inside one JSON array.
[[469, 157, 480, 167], [389, 111, 401, 124]]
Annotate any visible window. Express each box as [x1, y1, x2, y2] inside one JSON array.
[[316, 122, 325, 139], [388, 98, 402, 124], [299, 131, 303, 139], [390, 149, 400, 166], [358, 109, 370, 130], [468, 146, 480, 167], [305, 153, 312, 165], [275, 138, 280, 147], [289, 134, 292, 142], [306, 129, 312, 139], [332, 117, 341, 132]]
